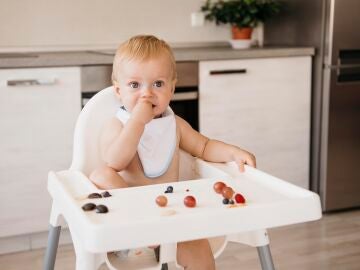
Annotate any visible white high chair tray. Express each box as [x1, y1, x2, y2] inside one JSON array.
[[48, 161, 321, 253]]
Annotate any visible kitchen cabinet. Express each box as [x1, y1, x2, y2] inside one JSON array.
[[0, 67, 81, 237], [199, 57, 311, 188]]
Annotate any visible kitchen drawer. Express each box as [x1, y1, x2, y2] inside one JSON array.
[[0, 67, 81, 237], [199, 57, 311, 188]]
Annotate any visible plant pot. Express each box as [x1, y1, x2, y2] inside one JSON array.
[[231, 26, 253, 39], [230, 26, 253, 49]]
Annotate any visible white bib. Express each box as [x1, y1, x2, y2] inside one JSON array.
[[116, 106, 176, 178]]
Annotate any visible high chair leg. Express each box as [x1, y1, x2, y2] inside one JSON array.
[[44, 203, 62, 270], [257, 245, 275, 270], [154, 247, 168, 270], [74, 250, 102, 270], [229, 230, 275, 269], [71, 227, 104, 270], [43, 225, 61, 270]]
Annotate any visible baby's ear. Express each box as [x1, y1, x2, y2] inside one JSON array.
[[113, 84, 121, 98], [171, 79, 177, 93]]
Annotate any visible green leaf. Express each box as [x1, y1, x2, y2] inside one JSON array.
[[200, 0, 283, 27]]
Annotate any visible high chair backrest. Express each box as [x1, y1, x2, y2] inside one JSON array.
[[70, 86, 120, 175], [69, 86, 197, 179]]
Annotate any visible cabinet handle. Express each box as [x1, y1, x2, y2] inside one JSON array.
[[209, 69, 247, 75], [7, 78, 57, 86]]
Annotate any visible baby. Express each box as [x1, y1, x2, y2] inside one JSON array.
[[89, 35, 256, 270]]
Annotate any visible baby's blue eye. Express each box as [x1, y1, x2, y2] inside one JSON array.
[[129, 82, 139, 88], [154, 81, 164, 88]]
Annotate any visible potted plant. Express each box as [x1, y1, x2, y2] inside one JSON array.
[[200, 0, 282, 48]]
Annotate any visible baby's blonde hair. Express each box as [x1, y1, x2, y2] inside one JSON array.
[[112, 35, 177, 85]]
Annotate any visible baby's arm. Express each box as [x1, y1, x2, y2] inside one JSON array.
[[101, 99, 154, 170], [177, 116, 256, 172]]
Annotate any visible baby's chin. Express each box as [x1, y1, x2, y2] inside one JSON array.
[[154, 110, 163, 119], [153, 106, 167, 118]]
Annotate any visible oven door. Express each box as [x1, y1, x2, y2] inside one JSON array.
[[170, 88, 199, 131]]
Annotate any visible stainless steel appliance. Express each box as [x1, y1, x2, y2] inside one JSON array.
[[81, 62, 199, 130], [264, 0, 360, 211]]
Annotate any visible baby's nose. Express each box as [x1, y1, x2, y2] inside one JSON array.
[[141, 87, 154, 98]]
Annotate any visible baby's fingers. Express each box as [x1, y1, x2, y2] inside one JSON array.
[[235, 152, 256, 173], [236, 159, 245, 173], [246, 153, 256, 168], [138, 96, 153, 104]]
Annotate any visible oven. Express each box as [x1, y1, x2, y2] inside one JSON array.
[[81, 62, 199, 131], [169, 86, 198, 131]]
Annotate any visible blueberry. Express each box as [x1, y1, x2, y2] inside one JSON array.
[[222, 198, 229, 205], [95, 204, 108, 213], [101, 191, 112, 197], [229, 199, 235, 204], [88, 193, 102, 199], [82, 203, 96, 211], [166, 186, 173, 193]]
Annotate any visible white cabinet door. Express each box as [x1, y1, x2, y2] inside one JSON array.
[[0, 67, 81, 237], [199, 57, 311, 188]]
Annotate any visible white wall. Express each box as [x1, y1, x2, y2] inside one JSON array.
[[0, 0, 229, 50]]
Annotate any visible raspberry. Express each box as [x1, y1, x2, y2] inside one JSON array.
[[235, 193, 246, 204]]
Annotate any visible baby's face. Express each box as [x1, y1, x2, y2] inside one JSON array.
[[115, 54, 175, 117]]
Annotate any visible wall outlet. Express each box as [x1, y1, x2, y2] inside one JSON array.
[[191, 12, 205, 27]]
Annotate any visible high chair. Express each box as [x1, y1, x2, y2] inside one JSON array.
[[43, 86, 322, 270]]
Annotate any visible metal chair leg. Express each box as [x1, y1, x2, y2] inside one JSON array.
[[154, 246, 160, 262], [257, 244, 275, 270], [155, 246, 169, 270], [43, 225, 61, 270]]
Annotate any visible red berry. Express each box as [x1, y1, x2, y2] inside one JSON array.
[[222, 186, 234, 199], [156, 195, 168, 207], [235, 193, 246, 204], [213, 181, 226, 194], [184, 195, 196, 208]]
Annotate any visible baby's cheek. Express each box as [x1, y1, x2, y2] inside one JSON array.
[[121, 98, 134, 111], [130, 95, 140, 104]]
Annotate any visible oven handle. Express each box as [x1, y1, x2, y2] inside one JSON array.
[[171, 91, 198, 101]]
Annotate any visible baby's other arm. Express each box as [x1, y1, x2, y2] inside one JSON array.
[[101, 99, 154, 170], [177, 116, 256, 172]]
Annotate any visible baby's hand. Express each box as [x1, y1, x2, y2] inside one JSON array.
[[233, 148, 256, 172], [131, 97, 155, 125]]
